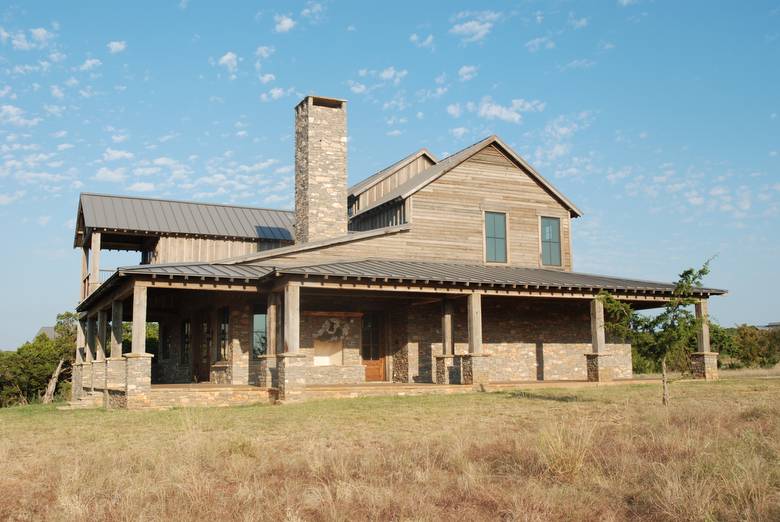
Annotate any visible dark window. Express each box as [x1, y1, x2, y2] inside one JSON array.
[[485, 211, 507, 263], [541, 217, 562, 266], [252, 306, 267, 358], [217, 307, 229, 361], [180, 320, 190, 365], [201, 320, 211, 366]]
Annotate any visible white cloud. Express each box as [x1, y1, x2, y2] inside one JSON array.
[[560, 59, 596, 71], [50, 85, 64, 99], [525, 36, 555, 52], [0, 105, 41, 127], [218, 51, 238, 79], [274, 14, 296, 33], [568, 13, 589, 29], [446, 103, 462, 118], [449, 11, 501, 44], [260, 87, 293, 102], [0, 85, 14, 99], [301, 2, 324, 21], [37, 215, 51, 226], [107, 40, 127, 54], [409, 33, 434, 49], [617, 0, 638, 6], [259, 73, 275, 84], [57, 143, 74, 151], [348, 80, 367, 94], [102, 148, 134, 161], [0, 190, 25, 205], [472, 97, 546, 124], [79, 58, 102, 71], [43, 104, 65, 116], [128, 181, 155, 192], [255, 46, 275, 59], [379, 66, 407, 85], [94, 167, 126, 182], [1, 27, 55, 50], [458, 65, 478, 81], [111, 134, 128, 143], [48, 50, 66, 62], [386, 129, 402, 137], [450, 127, 469, 139]]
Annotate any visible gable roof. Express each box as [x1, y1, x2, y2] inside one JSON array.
[[350, 136, 582, 219], [348, 148, 437, 198], [74, 193, 295, 247]]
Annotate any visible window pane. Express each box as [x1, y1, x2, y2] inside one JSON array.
[[541, 217, 561, 266], [252, 313, 267, 358], [494, 238, 506, 262], [494, 213, 506, 239], [485, 212, 507, 262]]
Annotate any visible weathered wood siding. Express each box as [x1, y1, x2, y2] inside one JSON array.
[[351, 154, 435, 214], [256, 145, 573, 270], [348, 201, 406, 231], [152, 236, 287, 264]]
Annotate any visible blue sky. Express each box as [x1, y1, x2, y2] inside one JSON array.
[[0, 1, 778, 348]]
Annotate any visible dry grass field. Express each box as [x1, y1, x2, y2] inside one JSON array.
[[1, 378, 779, 521]]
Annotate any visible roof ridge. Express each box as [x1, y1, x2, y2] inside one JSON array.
[[348, 148, 437, 196], [80, 192, 294, 214]]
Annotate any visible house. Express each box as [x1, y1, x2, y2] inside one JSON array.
[[71, 96, 725, 409], [36, 326, 58, 340]]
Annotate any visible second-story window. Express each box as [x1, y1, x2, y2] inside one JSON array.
[[541, 217, 562, 266], [485, 211, 507, 263]]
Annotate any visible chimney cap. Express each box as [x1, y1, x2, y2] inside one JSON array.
[[296, 95, 347, 109]]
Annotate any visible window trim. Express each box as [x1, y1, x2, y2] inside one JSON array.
[[482, 209, 510, 265], [538, 215, 563, 268]]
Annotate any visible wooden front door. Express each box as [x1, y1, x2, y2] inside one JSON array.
[[361, 313, 386, 381], [196, 318, 211, 382]]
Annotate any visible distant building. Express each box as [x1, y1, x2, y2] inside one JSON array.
[[36, 326, 58, 340], [763, 322, 780, 330]]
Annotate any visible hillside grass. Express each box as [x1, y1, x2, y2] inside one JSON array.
[[1, 379, 778, 521]]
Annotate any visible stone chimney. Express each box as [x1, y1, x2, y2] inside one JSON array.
[[294, 96, 348, 244]]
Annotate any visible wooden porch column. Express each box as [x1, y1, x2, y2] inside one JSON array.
[[442, 299, 454, 355], [80, 247, 89, 301], [75, 318, 86, 363], [467, 292, 482, 354], [283, 282, 300, 353], [266, 293, 278, 355], [86, 316, 97, 361], [590, 298, 606, 354], [131, 283, 148, 354], [89, 231, 101, 294], [111, 300, 123, 357], [695, 299, 710, 353], [96, 310, 108, 361]]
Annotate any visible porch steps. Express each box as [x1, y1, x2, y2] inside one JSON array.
[[57, 391, 104, 410]]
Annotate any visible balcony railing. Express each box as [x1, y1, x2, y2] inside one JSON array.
[[80, 269, 116, 302], [100, 269, 115, 283]]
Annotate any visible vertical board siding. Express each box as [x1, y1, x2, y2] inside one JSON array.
[[352, 154, 435, 214], [260, 145, 574, 271], [152, 236, 287, 264]]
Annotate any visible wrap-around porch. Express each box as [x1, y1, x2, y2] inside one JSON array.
[[71, 271, 716, 409]]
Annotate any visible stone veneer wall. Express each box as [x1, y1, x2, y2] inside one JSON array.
[[297, 313, 365, 385], [294, 96, 348, 243], [395, 297, 633, 383]]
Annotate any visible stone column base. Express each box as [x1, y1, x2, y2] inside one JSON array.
[[72, 363, 84, 400], [461, 354, 490, 386], [585, 353, 612, 382], [435, 355, 460, 384], [125, 353, 153, 409], [106, 357, 127, 389], [257, 354, 280, 388], [690, 352, 718, 380], [276, 353, 307, 402]]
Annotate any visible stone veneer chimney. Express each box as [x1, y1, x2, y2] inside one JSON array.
[[294, 96, 348, 244]]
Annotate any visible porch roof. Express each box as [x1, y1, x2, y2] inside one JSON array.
[[79, 257, 726, 312]]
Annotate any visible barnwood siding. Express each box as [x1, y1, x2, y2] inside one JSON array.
[[252, 145, 573, 270], [152, 236, 286, 264], [351, 154, 435, 214], [349, 201, 406, 231]]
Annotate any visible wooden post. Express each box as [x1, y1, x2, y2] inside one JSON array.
[[131, 283, 147, 354], [283, 282, 300, 353], [80, 247, 89, 301], [89, 231, 101, 294], [590, 298, 606, 354], [75, 318, 86, 363], [111, 300, 123, 357], [266, 293, 278, 355], [695, 299, 710, 352], [86, 316, 96, 361], [96, 310, 108, 361], [442, 299, 454, 355], [467, 292, 482, 354]]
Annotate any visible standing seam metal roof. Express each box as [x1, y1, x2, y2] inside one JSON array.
[[76, 193, 295, 244]]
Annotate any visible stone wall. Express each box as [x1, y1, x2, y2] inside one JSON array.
[[395, 297, 633, 383], [297, 313, 365, 385]]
